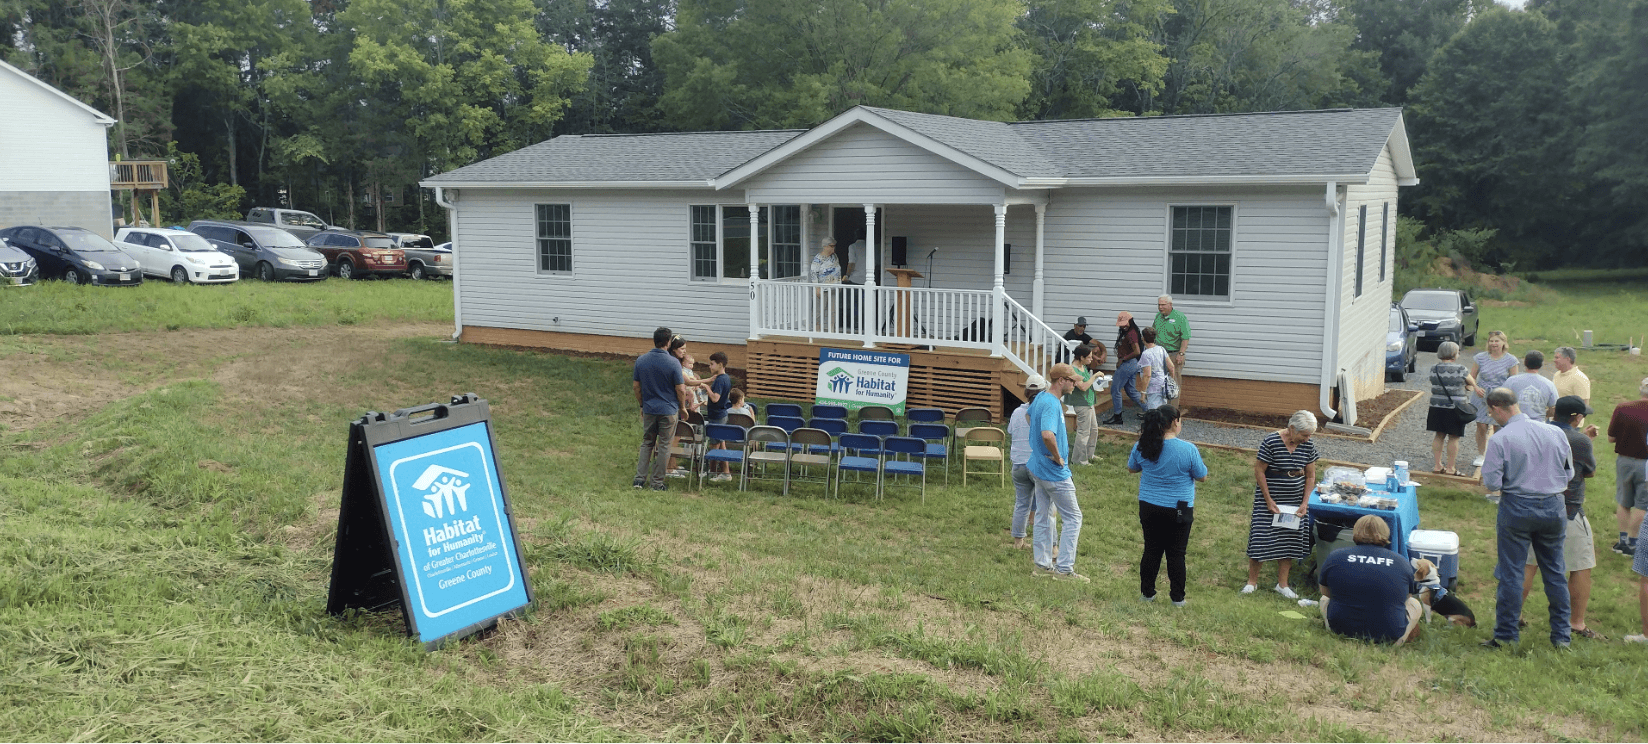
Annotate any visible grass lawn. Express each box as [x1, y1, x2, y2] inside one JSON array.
[[3, 279, 1648, 740], [0, 277, 453, 335]]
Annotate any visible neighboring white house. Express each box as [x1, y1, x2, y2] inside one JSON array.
[[0, 59, 116, 238], [421, 106, 1416, 420]]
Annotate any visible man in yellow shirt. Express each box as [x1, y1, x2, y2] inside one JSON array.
[[1552, 347, 1591, 404]]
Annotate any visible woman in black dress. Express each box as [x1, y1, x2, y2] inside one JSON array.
[[1243, 410, 1320, 599]]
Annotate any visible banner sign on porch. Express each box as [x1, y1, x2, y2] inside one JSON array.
[[815, 348, 911, 414], [326, 394, 533, 651]]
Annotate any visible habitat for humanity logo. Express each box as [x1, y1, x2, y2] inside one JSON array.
[[826, 366, 853, 393], [415, 464, 471, 519]]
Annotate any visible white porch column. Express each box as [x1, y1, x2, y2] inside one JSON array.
[[1033, 203, 1047, 319], [991, 203, 1007, 357], [748, 203, 761, 340], [862, 203, 878, 348]]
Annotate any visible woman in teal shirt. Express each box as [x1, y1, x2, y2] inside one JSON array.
[[1127, 406, 1208, 606]]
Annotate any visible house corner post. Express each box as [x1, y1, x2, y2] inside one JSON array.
[[992, 203, 1007, 358], [749, 203, 761, 341], [1033, 203, 1046, 319], [863, 203, 878, 349]]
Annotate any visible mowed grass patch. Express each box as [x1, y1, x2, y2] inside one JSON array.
[[4, 280, 1647, 739], [0, 276, 451, 335]]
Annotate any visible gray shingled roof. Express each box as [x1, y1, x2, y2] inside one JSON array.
[[424, 107, 1402, 185], [863, 107, 1063, 179], [424, 129, 803, 184], [1008, 108, 1403, 179]]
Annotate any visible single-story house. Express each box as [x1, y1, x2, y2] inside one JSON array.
[[421, 105, 1415, 421], [0, 59, 116, 238]]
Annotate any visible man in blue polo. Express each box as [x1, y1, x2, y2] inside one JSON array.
[[633, 327, 688, 491], [1030, 363, 1089, 582], [1480, 387, 1574, 648]]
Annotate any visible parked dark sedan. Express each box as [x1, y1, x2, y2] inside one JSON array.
[[188, 220, 329, 281], [1386, 303, 1417, 381], [0, 226, 142, 286], [0, 236, 40, 287], [1399, 288, 1479, 350]]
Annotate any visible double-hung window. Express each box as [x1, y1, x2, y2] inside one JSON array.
[[1168, 206, 1232, 299], [689, 205, 802, 280], [536, 204, 571, 273]]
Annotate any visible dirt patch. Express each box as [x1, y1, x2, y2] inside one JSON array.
[[0, 322, 451, 432], [1189, 389, 1421, 441]]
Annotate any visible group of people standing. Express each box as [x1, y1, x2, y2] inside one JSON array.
[[1060, 296, 1192, 439], [631, 327, 748, 490]]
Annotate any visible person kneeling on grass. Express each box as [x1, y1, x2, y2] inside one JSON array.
[[1318, 515, 1424, 646]]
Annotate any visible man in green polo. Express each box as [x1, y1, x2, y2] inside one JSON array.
[[1153, 295, 1190, 398]]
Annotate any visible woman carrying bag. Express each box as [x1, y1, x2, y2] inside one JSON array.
[[1427, 341, 1477, 475]]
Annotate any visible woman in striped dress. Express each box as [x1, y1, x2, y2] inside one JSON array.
[[1242, 411, 1320, 599], [1468, 331, 1517, 468]]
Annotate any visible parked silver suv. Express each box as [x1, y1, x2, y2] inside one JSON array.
[[245, 207, 331, 241]]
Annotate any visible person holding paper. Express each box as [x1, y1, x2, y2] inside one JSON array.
[[1242, 411, 1320, 599]]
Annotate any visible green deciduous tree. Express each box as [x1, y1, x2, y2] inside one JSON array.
[[1018, 0, 1171, 120], [653, 0, 1032, 129], [1338, 0, 1478, 105]]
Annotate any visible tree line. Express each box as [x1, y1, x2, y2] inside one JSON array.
[[2, 0, 1642, 268]]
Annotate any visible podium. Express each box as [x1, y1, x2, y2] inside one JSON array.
[[884, 268, 924, 337]]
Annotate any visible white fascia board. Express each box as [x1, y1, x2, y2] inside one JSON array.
[[712, 107, 1024, 190], [417, 180, 714, 189], [1056, 174, 1371, 187], [1386, 115, 1419, 183], [0, 58, 116, 125]]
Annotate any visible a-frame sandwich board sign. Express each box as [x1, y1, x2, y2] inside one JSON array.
[[326, 394, 533, 650]]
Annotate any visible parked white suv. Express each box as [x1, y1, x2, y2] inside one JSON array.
[[114, 227, 240, 284]]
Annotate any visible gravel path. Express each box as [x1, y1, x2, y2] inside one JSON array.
[[1097, 351, 1489, 471]]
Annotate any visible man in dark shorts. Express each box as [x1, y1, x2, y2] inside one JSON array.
[[1318, 515, 1423, 646], [633, 327, 687, 491]]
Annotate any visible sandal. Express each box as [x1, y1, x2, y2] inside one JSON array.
[[1574, 626, 1608, 640]]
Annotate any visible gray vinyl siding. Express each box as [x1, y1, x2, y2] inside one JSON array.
[[741, 123, 1007, 205], [1, 67, 113, 237], [453, 188, 754, 345], [879, 204, 1037, 299], [1337, 143, 1401, 399], [1037, 186, 1330, 384]]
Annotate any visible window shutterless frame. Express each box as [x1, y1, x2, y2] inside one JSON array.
[[1379, 202, 1389, 283], [687, 204, 802, 283], [1162, 204, 1236, 305], [1354, 204, 1367, 298], [535, 203, 572, 274]]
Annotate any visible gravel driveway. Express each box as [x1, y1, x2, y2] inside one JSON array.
[[1098, 350, 1488, 472]]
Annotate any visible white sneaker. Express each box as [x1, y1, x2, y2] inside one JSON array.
[[710, 473, 733, 483], [1171, 599, 1188, 608], [1472, 456, 1485, 468], [1275, 584, 1299, 600], [1239, 584, 1256, 594], [666, 468, 688, 479], [1626, 634, 1648, 644]]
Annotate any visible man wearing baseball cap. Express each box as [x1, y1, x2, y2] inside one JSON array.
[[1008, 375, 1048, 550], [1521, 396, 1604, 639], [1030, 363, 1089, 582]]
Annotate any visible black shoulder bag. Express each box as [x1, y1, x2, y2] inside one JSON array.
[[1433, 367, 1476, 426]]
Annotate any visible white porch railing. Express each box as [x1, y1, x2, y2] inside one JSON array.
[[750, 280, 1075, 380]]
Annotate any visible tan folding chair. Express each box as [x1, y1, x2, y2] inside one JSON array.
[[787, 427, 834, 495], [962, 427, 1007, 487], [952, 406, 992, 456], [726, 412, 757, 429], [1064, 411, 1077, 435], [744, 425, 791, 493], [666, 420, 703, 490]]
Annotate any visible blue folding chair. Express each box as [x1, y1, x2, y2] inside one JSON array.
[[702, 423, 748, 487], [766, 403, 804, 421], [858, 420, 899, 457], [812, 404, 848, 420], [834, 433, 883, 500], [908, 422, 951, 485], [906, 407, 946, 424], [808, 417, 848, 455], [881, 436, 928, 503]]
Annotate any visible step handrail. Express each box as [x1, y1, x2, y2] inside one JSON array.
[[998, 292, 1078, 380]]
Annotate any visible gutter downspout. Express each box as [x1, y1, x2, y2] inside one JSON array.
[[1319, 182, 1344, 420], [434, 187, 461, 342]]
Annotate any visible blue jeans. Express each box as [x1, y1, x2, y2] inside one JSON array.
[[1111, 358, 1146, 415], [1033, 475, 1083, 574], [1011, 464, 1036, 538], [1494, 492, 1570, 644]]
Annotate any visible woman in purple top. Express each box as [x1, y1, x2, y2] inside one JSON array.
[[1469, 330, 1518, 467]]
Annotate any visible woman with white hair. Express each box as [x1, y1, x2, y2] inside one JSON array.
[[1427, 340, 1476, 474], [1242, 410, 1320, 599], [809, 237, 842, 331]]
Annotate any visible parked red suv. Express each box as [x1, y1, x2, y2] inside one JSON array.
[[305, 229, 408, 279]]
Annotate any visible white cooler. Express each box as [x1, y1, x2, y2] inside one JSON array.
[[1408, 529, 1460, 590]]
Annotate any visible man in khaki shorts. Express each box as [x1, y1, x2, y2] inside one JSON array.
[[1607, 378, 1648, 556], [1522, 396, 1604, 638]]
